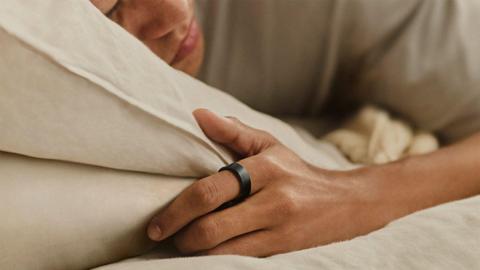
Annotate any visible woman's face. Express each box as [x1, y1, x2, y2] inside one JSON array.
[[90, 0, 204, 77]]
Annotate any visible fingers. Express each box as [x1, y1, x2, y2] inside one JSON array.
[[147, 157, 271, 242], [147, 171, 239, 241], [193, 109, 279, 157], [173, 192, 274, 254], [148, 109, 281, 243], [199, 230, 283, 257]]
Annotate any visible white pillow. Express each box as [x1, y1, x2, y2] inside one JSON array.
[[0, 0, 351, 178]]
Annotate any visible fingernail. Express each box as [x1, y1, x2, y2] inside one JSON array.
[[147, 223, 163, 241]]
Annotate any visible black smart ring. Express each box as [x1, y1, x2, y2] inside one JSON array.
[[217, 162, 252, 210]]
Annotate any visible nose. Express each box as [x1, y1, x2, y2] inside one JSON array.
[[122, 0, 191, 40]]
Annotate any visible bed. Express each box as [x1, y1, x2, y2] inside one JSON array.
[[1, 1, 479, 269]]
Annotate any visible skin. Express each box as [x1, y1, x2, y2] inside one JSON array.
[[91, 0, 204, 76], [91, 0, 480, 257]]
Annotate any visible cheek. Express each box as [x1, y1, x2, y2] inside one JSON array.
[[90, 0, 118, 14], [121, 0, 191, 35]]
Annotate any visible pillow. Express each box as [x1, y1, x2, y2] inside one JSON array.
[[0, 0, 351, 178], [0, 151, 191, 270], [0, 1, 353, 270]]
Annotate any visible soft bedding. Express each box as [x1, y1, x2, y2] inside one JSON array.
[[0, 1, 351, 269], [0, 1, 479, 270], [0, 151, 191, 270], [95, 194, 480, 270], [0, 0, 349, 176]]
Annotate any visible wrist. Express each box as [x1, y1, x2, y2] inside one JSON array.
[[344, 161, 417, 232]]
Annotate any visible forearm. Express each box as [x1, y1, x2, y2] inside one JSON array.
[[360, 132, 480, 224]]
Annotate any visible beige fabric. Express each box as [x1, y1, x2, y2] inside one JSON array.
[[96, 194, 480, 270], [198, 0, 480, 143], [0, 102, 435, 270], [0, 151, 191, 270], [0, 0, 351, 179], [0, 1, 349, 270], [4, 150, 479, 270], [325, 106, 439, 165], [0, 1, 479, 270]]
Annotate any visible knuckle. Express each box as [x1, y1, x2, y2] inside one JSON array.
[[190, 180, 220, 208], [193, 218, 220, 246], [257, 153, 285, 178], [259, 129, 280, 144], [258, 153, 277, 169], [256, 130, 277, 147], [226, 116, 241, 123], [173, 218, 220, 254], [274, 189, 301, 217], [261, 130, 276, 142]]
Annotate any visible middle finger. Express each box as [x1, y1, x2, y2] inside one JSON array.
[[173, 191, 274, 254]]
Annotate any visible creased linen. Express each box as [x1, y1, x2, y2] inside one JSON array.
[[325, 106, 439, 164], [95, 194, 480, 270], [0, 0, 350, 179], [0, 151, 191, 270], [1, 0, 479, 270]]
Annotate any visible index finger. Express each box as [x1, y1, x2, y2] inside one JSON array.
[[147, 158, 268, 242]]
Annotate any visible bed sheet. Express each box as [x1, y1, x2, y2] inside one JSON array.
[[95, 194, 480, 270]]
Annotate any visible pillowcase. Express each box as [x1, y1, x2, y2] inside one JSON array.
[[0, 151, 191, 270], [0, 0, 351, 178]]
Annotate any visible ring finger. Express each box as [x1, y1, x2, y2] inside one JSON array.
[[173, 190, 275, 254]]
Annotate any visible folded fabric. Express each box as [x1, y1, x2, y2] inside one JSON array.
[[325, 106, 439, 164], [0, 0, 351, 179]]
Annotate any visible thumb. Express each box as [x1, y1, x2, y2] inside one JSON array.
[[193, 109, 279, 157]]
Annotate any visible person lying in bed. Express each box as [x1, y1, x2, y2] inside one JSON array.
[[90, 0, 480, 257]]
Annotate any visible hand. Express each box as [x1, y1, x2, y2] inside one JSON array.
[[147, 109, 393, 257]]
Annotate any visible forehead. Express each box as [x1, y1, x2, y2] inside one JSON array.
[[90, 0, 117, 13]]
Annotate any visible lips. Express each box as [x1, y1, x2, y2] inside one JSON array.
[[171, 18, 200, 65]]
